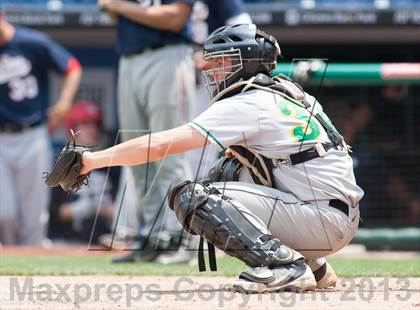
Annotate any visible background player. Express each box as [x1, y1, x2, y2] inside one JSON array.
[[72, 24, 363, 292], [191, 0, 252, 45], [48, 100, 114, 244], [0, 10, 82, 245], [186, 0, 252, 178], [97, 0, 196, 263], [153, 0, 253, 264]]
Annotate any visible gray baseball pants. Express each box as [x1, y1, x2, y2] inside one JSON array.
[[117, 44, 195, 239], [0, 125, 51, 245], [210, 181, 360, 270]]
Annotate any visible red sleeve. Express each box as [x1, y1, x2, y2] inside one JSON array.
[[65, 57, 81, 74]]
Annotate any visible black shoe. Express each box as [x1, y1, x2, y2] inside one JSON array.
[[112, 248, 160, 263], [111, 233, 183, 264]]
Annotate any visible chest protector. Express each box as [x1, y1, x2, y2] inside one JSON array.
[[213, 73, 347, 188]]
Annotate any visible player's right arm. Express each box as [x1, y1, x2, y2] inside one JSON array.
[[81, 124, 210, 175], [36, 31, 83, 133], [81, 92, 260, 175], [48, 59, 82, 133]]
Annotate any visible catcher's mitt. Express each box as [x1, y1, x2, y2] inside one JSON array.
[[44, 130, 90, 192]]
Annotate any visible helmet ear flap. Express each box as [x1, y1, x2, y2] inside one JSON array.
[[259, 38, 279, 62], [256, 37, 266, 58]]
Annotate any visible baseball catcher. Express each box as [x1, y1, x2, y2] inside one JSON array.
[[45, 24, 363, 293]]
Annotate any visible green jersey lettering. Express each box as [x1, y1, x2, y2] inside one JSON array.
[[276, 97, 326, 142]]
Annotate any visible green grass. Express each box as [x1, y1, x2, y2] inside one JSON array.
[[1, 255, 419, 277]]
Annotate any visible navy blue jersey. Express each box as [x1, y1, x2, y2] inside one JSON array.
[[205, 0, 245, 33], [116, 0, 195, 55], [0, 26, 74, 125], [191, 0, 248, 44]]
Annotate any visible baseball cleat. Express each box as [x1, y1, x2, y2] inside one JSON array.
[[315, 262, 337, 289], [112, 248, 160, 263], [232, 259, 317, 294], [154, 248, 196, 264]]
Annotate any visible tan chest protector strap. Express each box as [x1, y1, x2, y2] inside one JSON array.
[[229, 145, 275, 188]]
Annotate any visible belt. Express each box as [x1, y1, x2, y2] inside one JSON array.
[[329, 199, 349, 217], [0, 120, 43, 133]]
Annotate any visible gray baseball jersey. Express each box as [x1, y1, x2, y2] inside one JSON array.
[[189, 89, 364, 207]]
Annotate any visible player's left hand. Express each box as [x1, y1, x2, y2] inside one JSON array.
[[98, 0, 114, 10], [98, 0, 119, 22]]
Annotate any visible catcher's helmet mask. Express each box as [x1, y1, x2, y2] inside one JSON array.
[[202, 48, 243, 99], [202, 24, 281, 99]]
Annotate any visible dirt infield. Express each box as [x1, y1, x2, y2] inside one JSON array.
[[0, 275, 419, 310], [1, 246, 419, 309]]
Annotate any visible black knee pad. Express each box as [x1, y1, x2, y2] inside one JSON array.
[[168, 180, 209, 234], [169, 181, 296, 268], [193, 193, 295, 268]]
